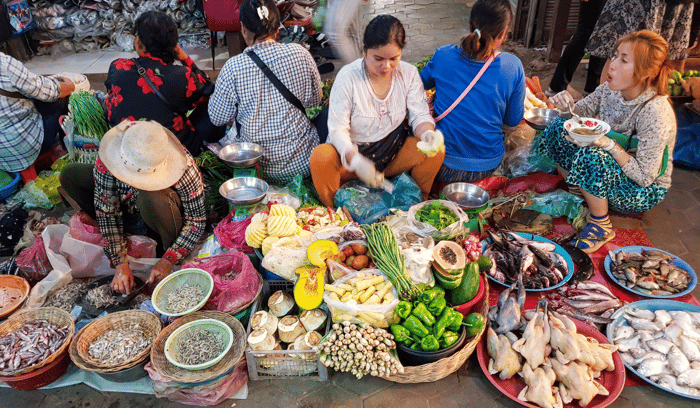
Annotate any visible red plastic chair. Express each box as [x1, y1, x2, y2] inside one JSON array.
[[203, 0, 243, 69]]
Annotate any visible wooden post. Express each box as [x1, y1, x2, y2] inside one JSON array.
[[547, 0, 573, 63], [524, 0, 540, 48]]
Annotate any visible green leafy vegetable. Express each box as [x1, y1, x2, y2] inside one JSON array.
[[68, 91, 110, 139], [416, 202, 458, 230]]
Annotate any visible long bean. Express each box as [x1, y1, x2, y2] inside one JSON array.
[[69, 91, 109, 139], [361, 223, 422, 301]]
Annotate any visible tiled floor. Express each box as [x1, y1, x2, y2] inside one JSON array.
[[3, 0, 700, 406]]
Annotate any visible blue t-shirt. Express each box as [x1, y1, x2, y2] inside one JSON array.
[[421, 45, 525, 172]]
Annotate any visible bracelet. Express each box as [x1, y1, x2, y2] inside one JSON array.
[[611, 144, 625, 157]]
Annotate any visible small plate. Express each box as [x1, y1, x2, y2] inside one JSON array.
[[482, 232, 574, 292], [478, 316, 625, 408], [604, 246, 697, 298], [606, 300, 700, 400]]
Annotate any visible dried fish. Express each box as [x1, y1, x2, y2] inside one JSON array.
[[44, 279, 90, 312], [166, 284, 204, 314], [86, 284, 118, 309], [175, 328, 225, 366], [0, 320, 69, 374], [88, 327, 149, 366]]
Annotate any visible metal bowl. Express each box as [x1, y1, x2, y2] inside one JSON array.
[[218, 143, 264, 167], [442, 183, 490, 210], [524, 108, 559, 130], [219, 177, 269, 206]]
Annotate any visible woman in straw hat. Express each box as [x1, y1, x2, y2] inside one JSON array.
[[59, 120, 206, 294]]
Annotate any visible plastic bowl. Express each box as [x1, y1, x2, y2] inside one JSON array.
[[219, 177, 269, 207], [524, 108, 559, 130], [0, 348, 70, 390], [454, 274, 485, 317], [152, 268, 214, 317], [0, 172, 20, 201], [442, 183, 490, 210], [164, 318, 234, 371], [564, 118, 611, 146], [218, 143, 264, 167], [396, 327, 467, 366]]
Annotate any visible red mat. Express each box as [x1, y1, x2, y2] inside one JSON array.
[[486, 226, 700, 387]]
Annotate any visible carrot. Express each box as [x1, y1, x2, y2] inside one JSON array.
[[525, 77, 538, 94], [532, 76, 543, 94]]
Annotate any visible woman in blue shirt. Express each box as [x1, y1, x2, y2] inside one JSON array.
[[420, 0, 525, 183]]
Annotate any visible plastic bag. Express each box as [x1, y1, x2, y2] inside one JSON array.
[[6, 180, 53, 209], [499, 141, 557, 178], [334, 173, 422, 221], [68, 211, 102, 245], [503, 122, 537, 151], [26, 269, 73, 308], [213, 211, 254, 253], [16, 235, 52, 285], [145, 359, 248, 406], [34, 171, 62, 205], [285, 174, 320, 208], [323, 269, 399, 328], [182, 252, 262, 314], [407, 199, 469, 241], [261, 234, 315, 281], [503, 172, 566, 195], [264, 186, 302, 209], [524, 189, 584, 220], [197, 234, 225, 258]]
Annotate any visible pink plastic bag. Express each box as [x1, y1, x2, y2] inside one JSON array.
[[213, 211, 254, 253], [145, 360, 248, 406], [183, 252, 261, 314], [68, 211, 102, 245], [16, 235, 52, 285]]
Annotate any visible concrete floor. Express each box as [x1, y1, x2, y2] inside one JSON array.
[[3, 0, 700, 406]]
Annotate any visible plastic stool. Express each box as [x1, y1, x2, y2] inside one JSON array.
[[20, 149, 60, 183]]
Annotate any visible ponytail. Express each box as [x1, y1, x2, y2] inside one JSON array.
[[654, 62, 673, 97], [240, 0, 281, 43], [460, 0, 512, 60]]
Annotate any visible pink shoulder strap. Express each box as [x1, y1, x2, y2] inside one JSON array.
[[435, 51, 501, 123]]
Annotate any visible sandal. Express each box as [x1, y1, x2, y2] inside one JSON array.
[[570, 222, 615, 254]]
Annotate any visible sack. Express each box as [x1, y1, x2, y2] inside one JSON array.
[[68, 211, 102, 245], [182, 252, 262, 314], [15, 235, 52, 285]]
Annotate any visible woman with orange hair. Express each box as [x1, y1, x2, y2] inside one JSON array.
[[533, 30, 676, 253]]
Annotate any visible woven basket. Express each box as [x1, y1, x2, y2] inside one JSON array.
[[0, 307, 75, 376], [150, 310, 246, 383], [152, 268, 214, 317], [381, 276, 490, 383], [69, 325, 143, 373], [76, 310, 162, 369]]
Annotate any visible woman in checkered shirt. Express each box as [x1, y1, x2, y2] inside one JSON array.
[[208, 0, 322, 185], [310, 15, 445, 207]]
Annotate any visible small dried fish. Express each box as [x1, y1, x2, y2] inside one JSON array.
[[0, 320, 69, 373], [175, 328, 224, 366], [88, 327, 149, 366], [44, 279, 90, 312], [86, 284, 118, 309], [166, 284, 203, 314]]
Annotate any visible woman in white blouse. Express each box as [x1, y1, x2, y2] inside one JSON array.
[[310, 15, 445, 207]]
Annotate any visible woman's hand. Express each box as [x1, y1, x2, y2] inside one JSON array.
[[174, 45, 189, 62], [347, 154, 383, 188], [147, 258, 174, 286], [112, 263, 135, 295], [549, 90, 576, 112]]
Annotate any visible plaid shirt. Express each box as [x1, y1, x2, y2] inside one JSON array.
[[93, 154, 206, 267], [0, 52, 61, 172], [208, 40, 322, 184]]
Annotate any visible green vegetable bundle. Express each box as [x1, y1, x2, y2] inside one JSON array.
[[416, 201, 458, 230], [195, 151, 234, 213], [361, 223, 422, 301], [68, 91, 110, 139]]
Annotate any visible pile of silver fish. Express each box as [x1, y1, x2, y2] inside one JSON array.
[[166, 284, 204, 314], [609, 250, 692, 296], [547, 281, 623, 327], [88, 327, 150, 366], [44, 279, 90, 312], [86, 284, 118, 309], [484, 231, 569, 289], [175, 328, 225, 366], [0, 320, 69, 373], [613, 307, 700, 397]]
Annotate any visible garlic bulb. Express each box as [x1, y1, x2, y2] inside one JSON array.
[[278, 315, 306, 343], [251, 311, 278, 337], [268, 291, 295, 317]]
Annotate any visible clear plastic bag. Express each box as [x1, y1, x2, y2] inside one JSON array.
[[264, 186, 302, 210], [498, 141, 557, 178], [261, 235, 316, 281], [334, 173, 422, 221], [407, 199, 469, 241], [323, 269, 399, 328]]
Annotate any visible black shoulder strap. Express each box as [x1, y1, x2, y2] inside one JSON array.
[[132, 58, 186, 116], [0, 88, 25, 99], [246, 50, 307, 115]]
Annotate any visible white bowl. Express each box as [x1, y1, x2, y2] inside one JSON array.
[[563, 118, 610, 146]]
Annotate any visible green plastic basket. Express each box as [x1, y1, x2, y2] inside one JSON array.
[[152, 268, 214, 317], [164, 318, 233, 371]]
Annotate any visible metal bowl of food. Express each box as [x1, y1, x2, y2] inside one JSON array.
[[524, 108, 560, 130], [219, 177, 269, 206], [218, 143, 264, 168], [442, 183, 490, 210]]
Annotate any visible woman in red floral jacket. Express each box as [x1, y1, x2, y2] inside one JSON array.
[[105, 11, 225, 155]]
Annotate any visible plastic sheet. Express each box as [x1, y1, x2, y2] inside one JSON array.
[[499, 141, 557, 178], [182, 252, 262, 314], [6, 180, 53, 209], [334, 173, 422, 221]]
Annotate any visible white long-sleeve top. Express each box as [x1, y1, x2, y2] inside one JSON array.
[[327, 59, 434, 164]]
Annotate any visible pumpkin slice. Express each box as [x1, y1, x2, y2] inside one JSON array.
[[294, 265, 325, 310], [307, 239, 339, 267]]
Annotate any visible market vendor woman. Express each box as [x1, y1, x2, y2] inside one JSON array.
[[310, 15, 445, 207], [59, 121, 206, 294], [533, 30, 676, 254]]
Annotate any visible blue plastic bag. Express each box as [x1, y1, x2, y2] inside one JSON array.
[[334, 173, 422, 222]]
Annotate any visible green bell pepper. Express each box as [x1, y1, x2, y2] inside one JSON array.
[[440, 330, 460, 348], [390, 325, 411, 343], [445, 309, 464, 332], [396, 301, 412, 320], [402, 315, 430, 338], [410, 342, 421, 350], [428, 297, 447, 317], [419, 287, 445, 305], [433, 308, 453, 339], [420, 335, 440, 352], [412, 303, 436, 327], [464, 312, 486, 338]]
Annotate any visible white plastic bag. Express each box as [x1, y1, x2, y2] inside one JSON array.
[[26, 269, 72, 308], [261, 234, 315, 281], [323, 269, 399, 328], [394, 227, 435, 286], [407, 200, 469, 240]]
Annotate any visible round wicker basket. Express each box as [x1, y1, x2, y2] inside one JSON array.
[[0, 307, 75, 376], [150, 310, 246, 383], [381, 276, 489, 383], [76, 310, 161, 369], [70, 324, 150, 374]]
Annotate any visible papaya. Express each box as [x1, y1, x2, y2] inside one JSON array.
[[447, 262, 480, 306], [433, 241, 466, 272], [294, 265, 325, 310], [433, 264, 462, 290]]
